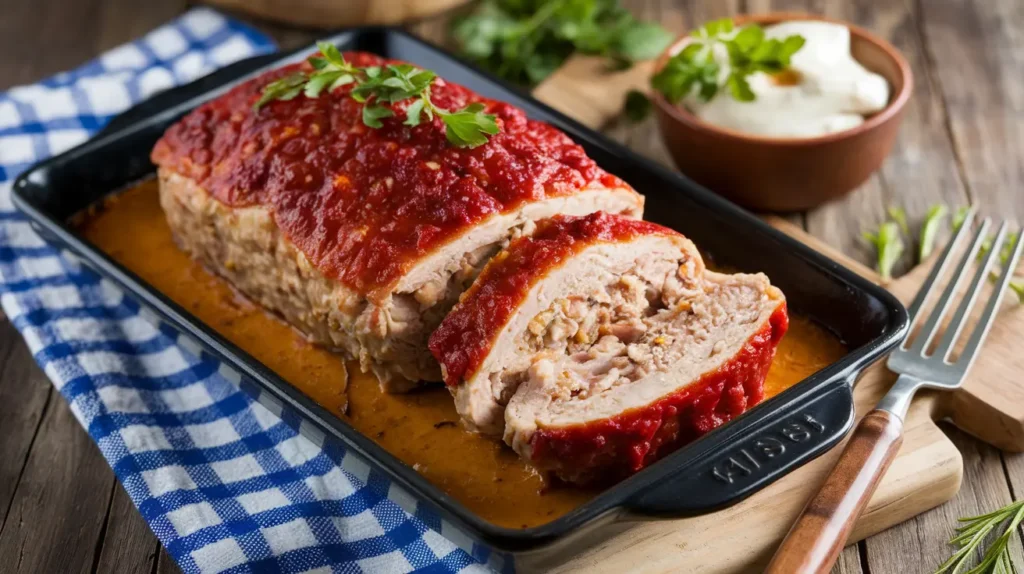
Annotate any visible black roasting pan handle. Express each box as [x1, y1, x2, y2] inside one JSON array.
[[623, 377, 855, 518]]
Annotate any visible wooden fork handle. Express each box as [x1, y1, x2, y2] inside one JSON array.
[[765, 409, 904, 574]]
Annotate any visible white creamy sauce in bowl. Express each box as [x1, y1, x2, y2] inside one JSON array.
[[685, 21, 891, 138]]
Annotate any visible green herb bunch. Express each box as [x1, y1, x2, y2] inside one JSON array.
[[451, 0, 673, 87], [864, 204, 1023, 301], [254, 42, 500, 148], [651, 18, 805, 104], [935, 498, 1024, 574]]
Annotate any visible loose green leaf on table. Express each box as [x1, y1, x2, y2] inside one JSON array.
[[450, 0, 673, 87], [943, 205, 1022, 304], [1010, 280, 1024, 303], [863, 221, 904, 282], [887, 206, 910, 236], [254, 42, 499, 149], [919, 204, 948, 260], [651, 19, 805, 105], [623, 89, 652, 122], [952, 206, 971, 231]]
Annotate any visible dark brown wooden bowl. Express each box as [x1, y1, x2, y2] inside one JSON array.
[[652, 13, 913, 212]]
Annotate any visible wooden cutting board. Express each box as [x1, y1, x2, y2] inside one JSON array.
[[527, 59, 1024, 573]]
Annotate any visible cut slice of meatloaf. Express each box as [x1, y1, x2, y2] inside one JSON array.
[[151, 51, 643, 391], [429, 212, 788, 485]]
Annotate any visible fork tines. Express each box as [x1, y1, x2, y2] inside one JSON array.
[[890, 208, 1023, 380]]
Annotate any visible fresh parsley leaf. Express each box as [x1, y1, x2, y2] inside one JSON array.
[[404, 98, 427, 127], [616, 22, 675, 61], [450, 0, 673, 87], [623, 90, 652, 122], [651, 19, 805, 104], [362, 105, 394, 129], [254, 45, 499, 148], [726, 73, 755, 102], [863, 221, 904, 282], [304, 71, 352, 98], [254, 73, 309, 111], [697, 18, 733, 39], [440, 103, 500, 148], [918, 204, 948, 260], [317, 41, 347, 67], [779, 36, 807, 64], [651, 45, 719, 104], [732, 24, 764, 53]]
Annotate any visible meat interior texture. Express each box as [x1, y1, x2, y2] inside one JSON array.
[[151, 51, 643, 391], [430, 212, 788, 485]]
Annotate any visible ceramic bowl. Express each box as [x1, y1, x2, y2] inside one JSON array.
[[652, 12, 913, 212]]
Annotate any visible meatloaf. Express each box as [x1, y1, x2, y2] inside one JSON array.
[[429, 212, 788, 484], [151, 51, 643, 391]]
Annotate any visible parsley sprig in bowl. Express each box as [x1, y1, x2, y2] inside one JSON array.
[[648, 13, 913, 212]]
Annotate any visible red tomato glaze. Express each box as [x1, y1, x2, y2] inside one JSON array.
[[429, 212, 690, 387], [530, 305, 789, 485], [151, 52, 632, 300]]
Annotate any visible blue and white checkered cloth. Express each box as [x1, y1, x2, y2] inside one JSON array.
[[0, 9, 494, 574]]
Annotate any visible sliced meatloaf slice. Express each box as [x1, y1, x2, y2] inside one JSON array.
[[152, 51, 643, 391], [429, 212, 788, 484]]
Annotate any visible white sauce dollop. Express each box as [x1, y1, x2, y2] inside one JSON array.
[[684, 21, 891, 138]]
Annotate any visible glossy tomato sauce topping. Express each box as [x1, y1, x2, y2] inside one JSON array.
[[429, 212, 688, 387], [152, 51, 629, 299]]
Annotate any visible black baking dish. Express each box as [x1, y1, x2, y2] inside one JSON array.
[[12, 27, 908, 572]]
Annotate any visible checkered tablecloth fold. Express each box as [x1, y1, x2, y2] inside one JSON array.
[[0, 9, 492, 574]]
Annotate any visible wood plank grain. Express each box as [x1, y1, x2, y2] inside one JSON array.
[[156, 547, 183, 574], [747, 0, 969, 269], [0, 0, 185, 91], [0, 319, 53, 532], [833, 546, 864, 574], [917, 0, 1024, 220], [0, 379, 117, 573], [93, 0, 185, 54], [0, 0, 189, 569], [862, 424, 1024, 573], [94, 486, 161, 574]]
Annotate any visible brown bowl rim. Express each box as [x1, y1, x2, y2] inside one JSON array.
[[651, 12, 914, 147]]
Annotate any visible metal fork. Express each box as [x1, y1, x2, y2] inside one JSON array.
[[767, 208, 1024, 574]]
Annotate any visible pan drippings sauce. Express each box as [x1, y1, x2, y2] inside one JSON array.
[[78, 180, 847, 528]]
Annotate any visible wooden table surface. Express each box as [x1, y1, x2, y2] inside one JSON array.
[[1, 0, 1022, 572]]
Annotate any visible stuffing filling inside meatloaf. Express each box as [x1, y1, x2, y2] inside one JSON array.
[[484, 254, 700, 406], [517, 271, 772, 419]]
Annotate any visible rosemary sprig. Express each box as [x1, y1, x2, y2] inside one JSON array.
[[254, 42, 500, 149], [934, 499, 1024, 574]]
